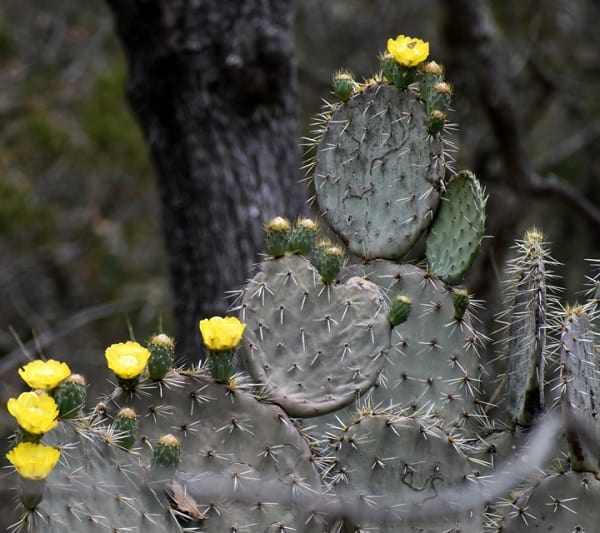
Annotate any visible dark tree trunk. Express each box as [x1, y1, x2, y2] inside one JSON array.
[[105, 1, 304, 359]]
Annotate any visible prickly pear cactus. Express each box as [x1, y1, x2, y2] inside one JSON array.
[[5, 35, 600, 533], [494, 305, 600, 532], [8, 367, 322, 532], [499, 229, 552, 426], [313, 83, 444, 260]]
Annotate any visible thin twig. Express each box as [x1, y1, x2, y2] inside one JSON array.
[[0, 298, 143, 374]]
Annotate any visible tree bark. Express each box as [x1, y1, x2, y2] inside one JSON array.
[[105, 0, 304, 359]]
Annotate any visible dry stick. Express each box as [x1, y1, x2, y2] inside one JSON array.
[[0, 298, 143, 374], [444, 0, 600, 231]]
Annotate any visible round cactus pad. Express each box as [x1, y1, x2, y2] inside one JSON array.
[[328, 413, 480, 531], [341, 260, 483, 430], [241, 255, 390, 417], [315, 83, 444, 259]]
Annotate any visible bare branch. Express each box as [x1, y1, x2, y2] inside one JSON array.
[[444, 0, 600, 232], [535, 119, 600, 173], [0, 298, 143, 375], [530, 173, 600, 228]]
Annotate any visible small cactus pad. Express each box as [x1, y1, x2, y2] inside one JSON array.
[[239, 255, 390, 417], [314, 83, 444, 259], [327, 412, 481, 532], [426, 170, 486, 284]]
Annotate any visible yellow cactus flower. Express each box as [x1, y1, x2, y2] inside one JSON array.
[[199, 316, 246, 351], [105, 341, 150, 379], [387, 35, 429, 67], [18, 359, 71, 391], [7, 391, 59, 434], [6, 442, 60, 480]]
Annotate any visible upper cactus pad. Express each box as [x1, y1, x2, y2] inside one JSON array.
[[314, 84, 444, 259]]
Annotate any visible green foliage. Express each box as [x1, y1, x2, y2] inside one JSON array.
[[79, 64, 149, 175], [0, 180, 54, 246]]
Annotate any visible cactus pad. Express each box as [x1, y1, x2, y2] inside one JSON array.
[[239, 255, 390, 417], [341, 261, 484, 430], [560, 307, 600, 472], [426, 170, 486, 284], [326, 412, 481, 532], [12, 372, 321, 532], [314, 84, 444, 259]]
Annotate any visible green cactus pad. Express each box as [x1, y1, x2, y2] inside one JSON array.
[[327, 412, 481, 532], [314, 83, 444, 260], [22, 425, 191, 532], [426, 170, 486, 284], [341, 261, 484, 431], [239, 255, 390, 417]]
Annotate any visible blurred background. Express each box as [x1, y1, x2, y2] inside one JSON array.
[[0, 1, 598, 526]]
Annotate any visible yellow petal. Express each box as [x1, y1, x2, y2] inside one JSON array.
[[18, 359, 71, 390], [387, 35, 429, 67], [199, 316, 246, 351], [105, 341, 150, 379], [7, 391, 59, 434], [6, 442, 60, 479]]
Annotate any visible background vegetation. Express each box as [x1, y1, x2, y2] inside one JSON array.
[[0, 1, 598, 527]]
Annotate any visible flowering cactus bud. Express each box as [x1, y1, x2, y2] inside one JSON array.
[[314, 243, 344, 284], [6, 442, 60, 509], [452, 288, 470, 321], [200, 316, 246, 382], [264, 217, 291, 258], [147, 333, 175, 380], [427, 109, 447, 134], [389, 295, 412, 326], [113, 407, 137, 449], [289, 217, 319, 255], [152, 434, 180, 471], [333, 70, 355, 102], [53, 374, 87, 419]]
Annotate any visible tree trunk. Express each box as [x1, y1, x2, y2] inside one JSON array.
[[105, 0, 304, 359]]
